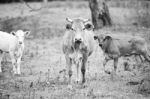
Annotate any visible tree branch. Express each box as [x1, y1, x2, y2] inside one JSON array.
[[20, 0, 43, 12]]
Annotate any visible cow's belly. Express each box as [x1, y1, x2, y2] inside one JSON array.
[[118, 41, 133, 54], [0, 34, 17, 52], [0, 42, 9, 52], [119, 47, 134, 56]]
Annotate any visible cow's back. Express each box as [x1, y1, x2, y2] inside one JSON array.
[[113, 39, 133, 55], [62, 30, 74, 55], [0, 31, 17, 51], [109, 35, 146, 56]]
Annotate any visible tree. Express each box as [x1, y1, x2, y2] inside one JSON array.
[[20, 0, 47, 12], [89, 0, 112, 30]]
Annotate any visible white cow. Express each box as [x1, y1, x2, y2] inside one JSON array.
[[62, 18, 95, 87], [0, 30, 30, 74]]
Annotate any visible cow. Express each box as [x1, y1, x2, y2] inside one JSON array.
[[94, 34, 150, 76], [0, 30, 30, 74], [62, 18, 95, 87]]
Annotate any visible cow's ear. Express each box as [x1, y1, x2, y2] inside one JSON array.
[[94, 35, 98, 40], [104, 36, 112, 41], [66, 24, 72, 30], [25, 31, 30, 37], [10, 31, 16, 36], [128, 40, 132, 43], [66, 17, 73, 23], [84, 23, 94, 31]]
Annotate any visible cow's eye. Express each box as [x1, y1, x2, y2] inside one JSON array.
[[66, 24, 72, 30], [71, 28, 75, 31], [84, 23, 93, 30]]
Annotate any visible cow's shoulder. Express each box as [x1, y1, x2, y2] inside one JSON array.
[[62, 31, 74, 54], [0, 31, 10, 37], [83, 31, 95, 55], [0, 31, 16, 41]]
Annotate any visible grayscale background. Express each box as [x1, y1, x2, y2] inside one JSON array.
[[0, 0, 150, 99]]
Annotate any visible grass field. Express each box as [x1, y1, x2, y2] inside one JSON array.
[[0, 1, 150, 99]]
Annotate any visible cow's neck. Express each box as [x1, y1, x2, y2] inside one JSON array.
[[74, 42, 81, 50], [102, 39, 112, 53], [16, 43, 24, 51]]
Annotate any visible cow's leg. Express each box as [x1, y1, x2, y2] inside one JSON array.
[[134, 55, 139, 63], [16, 47, 24, 75], [66, 55, 72, 85], [0, 52, 3, 72], [142, 52, 150, 63], [16, 57, 21, 74], [76, 62, 83, 84], [113, 58, 118, 73], [135, 55, 144, 63], [111, 58, 118, 81], [134, 55, 144, 70], [9, 51, 17, 74], [76, 63, 80, 83], [139, 55, 144, 63], [81, 57, 87, 83], [103, 57, 110, 74]]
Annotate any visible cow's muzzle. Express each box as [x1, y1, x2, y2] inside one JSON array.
[[75, 38, 82, 44], [19, 41, 23, 45], [99, 43, 103, 47]]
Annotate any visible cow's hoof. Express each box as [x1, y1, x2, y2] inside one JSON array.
[[67, 85, 73, 90], [13, 72, 17, 74], [76, 83, 87, 89], [75, 79, 82, 84], [13, 69, 17, 74], [82, 79, 86, 83], [15, 74, 21, 77], [82, 83, 88, 88], [104, 70, 111, 74], [110, 72, 117, 81], [75, 79, 80, 84], [17, 72, 21, 75]]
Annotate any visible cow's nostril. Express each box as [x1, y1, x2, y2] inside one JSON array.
[[99, 44, 102, 47], [75, 40, 82, 43], [75, 38, 82, 43], [19, 42, 22, 44], [75, 38, 81, 41]]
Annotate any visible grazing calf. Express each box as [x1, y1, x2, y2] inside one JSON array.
[[62, 18, 95, 86], [94, 34, 150, 75], [0, 30, 30, 74]]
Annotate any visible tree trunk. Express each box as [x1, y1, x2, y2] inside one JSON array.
[[89, 0, 112, 30], [43, 0, 48, 6]]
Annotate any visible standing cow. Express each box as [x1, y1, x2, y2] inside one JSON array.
[[0, 30, 30, 74], [94, 34, 150, 76], [62, 18, 95, 87]]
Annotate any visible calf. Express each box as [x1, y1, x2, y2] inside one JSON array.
[[0, 30, 30, 74], [94, 34, 150, 75], [62, 18, 95, 87]]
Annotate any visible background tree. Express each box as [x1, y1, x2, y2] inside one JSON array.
[[89, 0, 112, 30]]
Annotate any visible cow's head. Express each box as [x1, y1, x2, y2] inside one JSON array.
[[66, 17, 94, 49], [11, 30, 30, 45], [94, 34, 112, 48], [94, 34, 105, 47]]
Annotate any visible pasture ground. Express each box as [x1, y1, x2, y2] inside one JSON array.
[[0, 1, 150, 99]]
